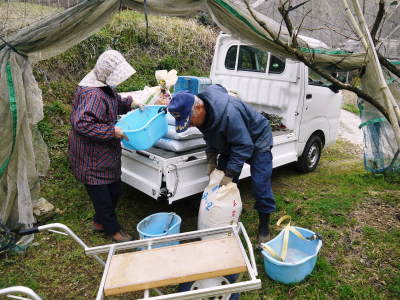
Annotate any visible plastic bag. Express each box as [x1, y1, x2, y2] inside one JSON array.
[[167, 113, 176, 125], [165, 125, 203, 140], [119, 69, 178, 106], [155, 137, 206, 152], [198, 170, 243, 236]]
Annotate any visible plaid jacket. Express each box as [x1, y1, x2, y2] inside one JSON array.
[[68, 86, 132, 185]]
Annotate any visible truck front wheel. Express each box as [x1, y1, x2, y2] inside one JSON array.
[[296, 135, 322, 172]]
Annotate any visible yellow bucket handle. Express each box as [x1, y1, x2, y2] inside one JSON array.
[[261, 215, 308, 262]]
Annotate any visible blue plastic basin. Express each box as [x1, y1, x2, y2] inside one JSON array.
[[261, 227, 322, 284], [137, 212, 182, 249], [116, 105, 167, 150]]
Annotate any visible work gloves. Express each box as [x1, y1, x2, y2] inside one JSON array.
[[206, 152, 218, 176], [206, 152, 234, 185]]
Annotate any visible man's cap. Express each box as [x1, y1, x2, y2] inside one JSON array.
[[168, 91, 195, 133]]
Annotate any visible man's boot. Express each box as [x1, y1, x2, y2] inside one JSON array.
[[258, 212, 271, 244]]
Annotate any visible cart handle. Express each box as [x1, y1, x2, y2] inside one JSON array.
[[0, 286, 42, 300], [20, 223, 105, 266], [19, 227, 39, 236]]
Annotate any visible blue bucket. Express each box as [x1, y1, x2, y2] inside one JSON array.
[[261, 227, 322, 284], [137, 212, 182, 249], [116, 105, 167, 150]]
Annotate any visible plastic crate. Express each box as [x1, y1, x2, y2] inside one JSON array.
[[174, 76, 212, 95]]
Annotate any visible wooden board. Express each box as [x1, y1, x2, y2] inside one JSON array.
[[104, 236, 247, 296]]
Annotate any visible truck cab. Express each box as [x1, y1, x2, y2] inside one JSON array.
[[120, 33, 343, 203]]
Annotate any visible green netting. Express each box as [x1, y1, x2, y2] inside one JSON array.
[[358, 99, 400, 173]]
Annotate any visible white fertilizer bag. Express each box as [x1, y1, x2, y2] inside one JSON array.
[[155, 137, 206, 152], [167, 113, 176, 125], [165, 125, 203, 140], [198, 170, 242, 238]]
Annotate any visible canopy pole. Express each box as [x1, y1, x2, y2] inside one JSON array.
[[342, 0, 400, 149]]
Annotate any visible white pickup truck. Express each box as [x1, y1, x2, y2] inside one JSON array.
[[121, 33, 343, 203]]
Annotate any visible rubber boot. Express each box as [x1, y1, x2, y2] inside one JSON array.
[[258, 212, 271, 245]]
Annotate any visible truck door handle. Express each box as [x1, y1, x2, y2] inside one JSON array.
[[306, 94, 312, 99]]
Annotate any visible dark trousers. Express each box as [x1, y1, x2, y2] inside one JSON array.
[[218, 151, 276, 214], [85, 181, 122, 236]]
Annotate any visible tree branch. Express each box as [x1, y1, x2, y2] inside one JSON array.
[[370, 0, 385, 43], [278, 1, 297, 47], [244, 0, 391, 122], [295, 9, 311, 42], [378, 53, 400, 79]]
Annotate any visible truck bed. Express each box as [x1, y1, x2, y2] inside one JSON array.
[[121, 128, 296, 203], [137, 147, 206, 159], [136, 129, 292, 159]]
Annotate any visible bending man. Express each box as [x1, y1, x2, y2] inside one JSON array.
[[168, 84, 275, 243]]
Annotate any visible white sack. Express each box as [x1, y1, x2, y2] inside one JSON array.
[[165, 125, 203, 140], [119, 86, 160, 105], [155, 137, 206, 152], [198, 170, 243, 238], [119, 69, 178, 106], [167, 113, 176, 125]]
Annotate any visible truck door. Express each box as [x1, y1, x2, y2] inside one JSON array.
[[299, 68, 343, 146]]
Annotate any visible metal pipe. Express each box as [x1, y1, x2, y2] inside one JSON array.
[[138, 280, 262, 300], [38, 223, 88, 250], [38, 223, 105, 266], [0, 286, 42, 300], [95, 246, 115, 300], [143, 242, 153, 298], [239, 222, 258, 277], [233, 229, 256, 281], [86, 225, 234, 255]]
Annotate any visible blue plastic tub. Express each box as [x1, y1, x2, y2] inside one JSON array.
[[261, 227, 322, 284], [116, 105, 167, 150], [174, 76, 212, 95], [137, 212, 182, 249]]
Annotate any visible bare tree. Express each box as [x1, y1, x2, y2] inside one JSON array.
[[244, 0, 400, 150]]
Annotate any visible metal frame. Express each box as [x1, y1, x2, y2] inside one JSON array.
[[0, 286, 42, 300], [34, 223, 261, 299]]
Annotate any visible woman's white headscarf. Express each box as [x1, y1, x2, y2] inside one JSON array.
[[79, 50, 136, 87]]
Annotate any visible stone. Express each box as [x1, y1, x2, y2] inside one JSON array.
[[33, 197, 55, 217]]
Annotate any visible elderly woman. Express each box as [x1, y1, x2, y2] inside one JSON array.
[[69, 50, 140, 242]]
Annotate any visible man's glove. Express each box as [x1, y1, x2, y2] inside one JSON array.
[[220, 175, 233, 186], [206, 152, 218, 176]]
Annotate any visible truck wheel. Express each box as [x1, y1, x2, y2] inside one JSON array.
[[296, 135, 322, 173]]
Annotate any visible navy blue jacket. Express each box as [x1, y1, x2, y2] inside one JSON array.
[[197, 85, 273, 177]]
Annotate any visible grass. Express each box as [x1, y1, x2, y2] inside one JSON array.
[[1, 140, 399, 299], [1, 7, 400, 300]]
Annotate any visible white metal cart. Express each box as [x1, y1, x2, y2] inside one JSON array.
[[20, 222, 261, 299]]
